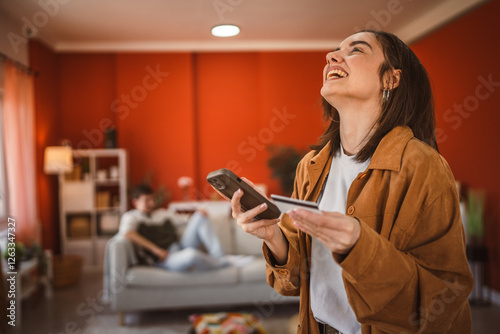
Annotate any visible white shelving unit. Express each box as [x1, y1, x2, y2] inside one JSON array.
[[59, 149, 127, 269]]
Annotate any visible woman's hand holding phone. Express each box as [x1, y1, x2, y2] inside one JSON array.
[[207, 169, 289, 264], [230, 177, 281, 242], [230, 178, 289, 265]]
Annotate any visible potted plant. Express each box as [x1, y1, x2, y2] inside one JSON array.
[[137, 170, 172, 208], [267, 145, 307, 196], [467, 189, 485, 245]]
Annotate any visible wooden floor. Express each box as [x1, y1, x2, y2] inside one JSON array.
[[15, 269, 500, 334]]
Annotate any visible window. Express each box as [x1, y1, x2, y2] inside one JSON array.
[[0, 63, 7, 229]]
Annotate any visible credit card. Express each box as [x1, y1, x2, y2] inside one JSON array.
[[270, 194, 321, 215]]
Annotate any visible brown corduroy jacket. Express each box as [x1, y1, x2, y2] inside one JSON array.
[[263, 126, 473, 334]]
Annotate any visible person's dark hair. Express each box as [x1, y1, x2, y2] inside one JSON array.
[[131, 183, 153, 199], [311, 30, 438, 161]]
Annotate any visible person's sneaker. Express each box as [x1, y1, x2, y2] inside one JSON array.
[[223, 255, 255, 268]]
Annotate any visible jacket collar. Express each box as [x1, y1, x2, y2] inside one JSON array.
[[309, 126, 415, 173], [305, 141, 333, 201], [310, 140, 332, 167], [368, 126, 414, 172]]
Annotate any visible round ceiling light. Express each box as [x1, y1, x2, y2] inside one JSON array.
[[211, 24, 240, 37]]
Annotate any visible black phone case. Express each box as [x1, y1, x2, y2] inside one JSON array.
[[206, 168, 281, 220]]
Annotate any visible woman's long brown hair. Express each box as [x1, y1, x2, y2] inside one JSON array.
[[311, 30, 438, 162]]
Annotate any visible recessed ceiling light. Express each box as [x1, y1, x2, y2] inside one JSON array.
[[211, 24, 240, 37]]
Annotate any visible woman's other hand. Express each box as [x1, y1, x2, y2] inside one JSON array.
[[289, 209, 361, 255]]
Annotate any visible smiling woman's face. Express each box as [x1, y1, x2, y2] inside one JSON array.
[[321, 32, 386, 108]]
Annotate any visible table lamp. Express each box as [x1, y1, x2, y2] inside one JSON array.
[[44, 146, 73, 180]]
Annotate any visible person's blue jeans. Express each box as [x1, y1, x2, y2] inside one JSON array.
[[157, 211, 227, 271]]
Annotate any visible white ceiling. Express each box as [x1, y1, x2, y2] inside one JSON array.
[[0, 0, 488, 52]]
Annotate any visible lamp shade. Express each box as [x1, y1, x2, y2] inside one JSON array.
[[44, 146, 73, 174]]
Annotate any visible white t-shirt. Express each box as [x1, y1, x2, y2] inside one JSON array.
[[310, 145, 370, 334]]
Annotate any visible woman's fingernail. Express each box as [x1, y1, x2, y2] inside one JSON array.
[[236, 189, 242, 194], [260, 203, 267, 210]]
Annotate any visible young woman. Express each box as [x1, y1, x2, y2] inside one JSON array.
[[230, 31, 473, 334]]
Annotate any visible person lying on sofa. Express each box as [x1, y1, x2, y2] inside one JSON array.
[[118, 183, 240, 271]]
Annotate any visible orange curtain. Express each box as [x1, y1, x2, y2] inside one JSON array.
[[1, 62, 38, 244]]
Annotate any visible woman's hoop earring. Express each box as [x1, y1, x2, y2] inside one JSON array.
[[330, 117, 340, 123], [383, 88, 390, 102]]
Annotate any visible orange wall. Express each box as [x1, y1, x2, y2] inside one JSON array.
[[31, 1, 499, 289], [410, 0, 500, 290], [58, 54, 116, 148], [195, 53, 262, 197], [195, 52, 325, 197], [115, 53, 196, 200]]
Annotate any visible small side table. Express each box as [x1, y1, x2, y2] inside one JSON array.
[[466, 244, 489, 305]]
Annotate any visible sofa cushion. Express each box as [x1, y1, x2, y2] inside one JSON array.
[[125, 265, 239, 287], [233, 223, 265, 256], [206, 204, 234, 255], [238, 257, 267, 283]]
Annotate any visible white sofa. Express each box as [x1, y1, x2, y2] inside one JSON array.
[[104, 201, 298, 325]]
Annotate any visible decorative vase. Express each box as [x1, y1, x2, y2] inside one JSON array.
[[105, 127, 117, 148], [178, 176, 193, 201]]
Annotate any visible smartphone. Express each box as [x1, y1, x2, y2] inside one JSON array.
[[206, 168, 281, 220]]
